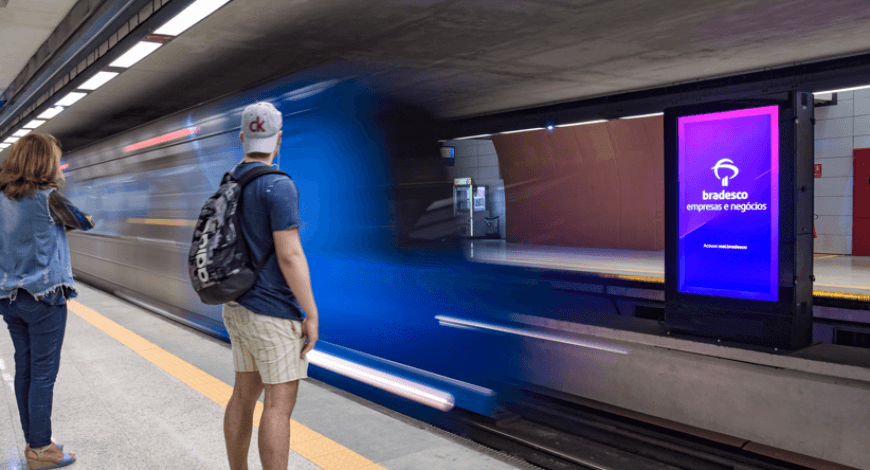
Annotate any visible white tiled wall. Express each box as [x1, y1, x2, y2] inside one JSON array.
[[443, 139, 506, 238], [814, 89, 870, 254]]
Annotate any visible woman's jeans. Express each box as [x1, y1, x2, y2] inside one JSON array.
[[0, 291, 67, 448]]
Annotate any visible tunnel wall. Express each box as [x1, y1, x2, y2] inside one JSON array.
[[491, 116, 664, 250]]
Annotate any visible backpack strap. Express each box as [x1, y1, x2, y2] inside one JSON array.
[[235, 165, 289, 187], [234, 165, 291, 273]]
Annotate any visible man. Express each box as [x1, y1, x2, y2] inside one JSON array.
[[222, 102, 319, 470]]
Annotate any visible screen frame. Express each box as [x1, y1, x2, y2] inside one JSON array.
[[665, 92, 800, 319]]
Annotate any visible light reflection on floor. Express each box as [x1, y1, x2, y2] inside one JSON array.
[[464, 240, 870, 295]]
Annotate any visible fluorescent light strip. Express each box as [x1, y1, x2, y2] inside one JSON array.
[[814, 84, 870, 95], [0, 144, 10, 150], [453, 134, 492, 140], [501, 127, 545, 134], [55, 92, 87, 107], [556, 119, 608, 128], [307, 350, 455, 411], [38, 107, 65, 120], [4, 137, 20, 144], [620, 112, 664, 120], [155, 0, 231, 36], [435, 315, 631, 355], [110, 41, 162, 68], [13, 129, 31, 137], [23, 119, 46, 129], [79, 71, 120, 91]]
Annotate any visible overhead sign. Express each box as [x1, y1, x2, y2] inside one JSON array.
[[677, 105, 779, 301]]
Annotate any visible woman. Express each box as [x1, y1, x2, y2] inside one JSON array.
[[0, 133, 89, 469]]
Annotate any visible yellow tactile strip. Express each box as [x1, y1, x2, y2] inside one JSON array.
[[68, 300, 387, 470], [812, 290, 870, 302], [126, 218, 197, 227]]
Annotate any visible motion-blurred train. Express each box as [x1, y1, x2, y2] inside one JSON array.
[[58, 68, 870, 468], [61, 71, 631, 417]]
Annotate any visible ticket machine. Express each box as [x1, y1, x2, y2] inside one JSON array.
[[454, 178, 486, 237]]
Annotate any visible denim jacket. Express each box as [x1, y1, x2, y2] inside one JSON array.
[[0, 189, 77, 305]]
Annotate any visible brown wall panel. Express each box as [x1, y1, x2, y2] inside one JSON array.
[[492, 116, 664, 250]]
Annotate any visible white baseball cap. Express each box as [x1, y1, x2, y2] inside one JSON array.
[[241, 102, 282, 154]]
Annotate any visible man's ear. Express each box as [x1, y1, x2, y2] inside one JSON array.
[[273, 131, 283, 155], [239, 132, 245, 144]]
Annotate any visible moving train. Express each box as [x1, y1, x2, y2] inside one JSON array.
[[59, 70, 870, 468], [61, 70, 627, 417]]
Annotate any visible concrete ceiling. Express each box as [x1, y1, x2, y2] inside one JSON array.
[[0, 0, 79, 94], [4, 0, 870, 151]]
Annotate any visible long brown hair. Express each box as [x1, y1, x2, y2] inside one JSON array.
[[0, 134, 62, 200]]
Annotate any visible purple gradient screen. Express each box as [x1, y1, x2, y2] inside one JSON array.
[[678, 105, 779, 301]]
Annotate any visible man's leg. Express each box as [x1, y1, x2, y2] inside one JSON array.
[[224, 371, 264, 470], [258, 380, 300, 470]]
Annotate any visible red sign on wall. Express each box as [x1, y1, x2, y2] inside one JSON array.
[[814, 163, 822, 178]]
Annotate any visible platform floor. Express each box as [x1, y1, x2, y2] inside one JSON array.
[[465, 240, 870, 296], [0, 285, 529, 470]]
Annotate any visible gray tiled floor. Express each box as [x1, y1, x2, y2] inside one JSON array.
[[0, 285, 526, 470]]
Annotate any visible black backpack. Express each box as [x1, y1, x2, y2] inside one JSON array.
[[188, 165, 289, 305]]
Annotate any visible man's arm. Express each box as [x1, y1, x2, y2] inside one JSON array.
[[274, 227, 318, 357]]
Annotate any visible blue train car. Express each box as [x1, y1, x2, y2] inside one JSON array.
[[62, 71, 625, 417]]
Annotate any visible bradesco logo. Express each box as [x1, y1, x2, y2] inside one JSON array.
[[703, 158, 748, 200], [712, 158, 738, 186]]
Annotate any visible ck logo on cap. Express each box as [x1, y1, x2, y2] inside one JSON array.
[[249, 116, 266, 133]]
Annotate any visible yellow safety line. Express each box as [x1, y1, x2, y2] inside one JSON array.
[[476, 259, 870, 298], [475, 257, 665, 275], [126, 218, 197, 227], [67, 301, 385, 470], [598, 274, 665, 284], [813, 290, 870, 302], [813, 254, 842, 260]]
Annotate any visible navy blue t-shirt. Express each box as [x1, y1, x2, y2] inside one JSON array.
[[231, 162, 304, 321]]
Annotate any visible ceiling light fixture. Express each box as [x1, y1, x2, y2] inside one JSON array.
[[38, 107, 65, 120], [55, 92, 87, 107], [556, 119, 608, 128], [814, 84, 870, 95], [0, 144, 10, 150], [4, 137, 20, 144], [501, 127, 545, 134], [79, 71, 120, 91], [109, 41, 163, 68], [453, 134, 492, 140], [13, 129, 31, 137], [154, 0, 232, 36], [23, 119, 46, 129], [620, 112, 664, 120]]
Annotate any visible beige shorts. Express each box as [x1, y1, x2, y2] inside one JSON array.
[[222, 301, 309, 384]]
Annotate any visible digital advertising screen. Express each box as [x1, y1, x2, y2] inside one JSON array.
[[677, 105, 779, 301]]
